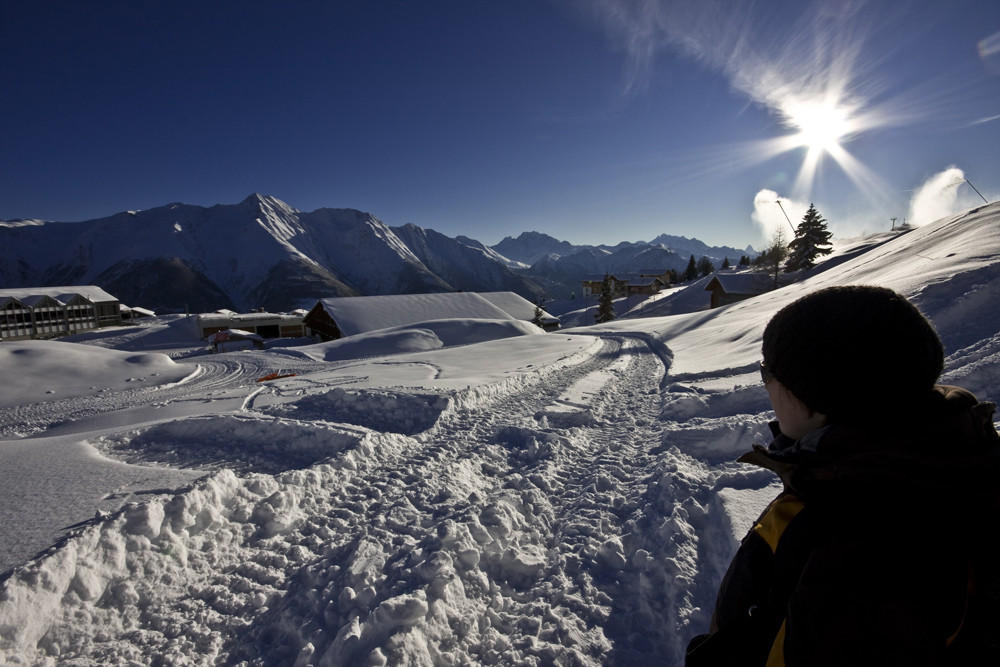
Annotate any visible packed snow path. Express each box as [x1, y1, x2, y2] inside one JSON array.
[[0, 335, 756, 665], [0, 354, 325, 439]]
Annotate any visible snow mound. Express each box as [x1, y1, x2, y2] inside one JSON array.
[[264, 388, 453, 436], [297, 319, 542, 362], [0, 340, 192, 409], [96, 415, 371, 474]]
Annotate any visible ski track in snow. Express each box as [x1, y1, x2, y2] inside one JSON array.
[[0, 335, 763, 665]]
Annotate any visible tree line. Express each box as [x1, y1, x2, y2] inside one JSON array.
[[594, 203, 833, 323]]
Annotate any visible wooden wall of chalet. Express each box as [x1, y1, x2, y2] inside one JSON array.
[[303, 305, 342, 341]]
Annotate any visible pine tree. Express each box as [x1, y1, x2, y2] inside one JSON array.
[[595, 274, 616, 323], [697, 256, 715, 277], [531, 300, 545, 329], [683, 255, 698, 282], [722, 257, 731, 270], [785, 203, 833, 272]]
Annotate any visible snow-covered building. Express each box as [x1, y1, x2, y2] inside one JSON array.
[[0, 286, 122, 340], [477, 292, 560, 331], [703, 272, 775, 308], [121, 305, 156, 321], [303, 292, 559, 341], [207, 328, 265, 352], [580, 271, 670, 298], [196, 310, 307, 340]]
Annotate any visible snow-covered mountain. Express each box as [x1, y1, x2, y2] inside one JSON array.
[[491, 231, 581, 266], [647, 233, 756, 265], [0, 195, 547, 313], [492, 231, 753, 291]]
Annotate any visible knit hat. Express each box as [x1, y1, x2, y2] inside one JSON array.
[[761, 285, 944, 423]]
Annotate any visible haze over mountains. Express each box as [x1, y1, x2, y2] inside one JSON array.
[[0, 194, 751, 313]]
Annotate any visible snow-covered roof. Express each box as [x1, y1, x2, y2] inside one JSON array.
[[311, 292, 515, 337], [19, 294, 63, 308], [207, 328, 263, 344], [477, 292, 559, 324], [0, 286, 118, 304], [704, 272, 774, 295], [581, 273, 653, 283], [197, 311, 303, 324], [626, 277, 663, 287]]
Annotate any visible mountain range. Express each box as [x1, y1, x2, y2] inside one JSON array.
[[0, 194, 753, 313]]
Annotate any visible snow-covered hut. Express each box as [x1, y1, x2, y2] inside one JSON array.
[[478, 292, 560, 331], [303, 292, 555, 341], [703, 273, 775, 308]]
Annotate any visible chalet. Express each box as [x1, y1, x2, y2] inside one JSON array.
[[704, 273, 775, 308], [196, 310, 308, 340], [0, 286, 122, 340], [580, 270, 670, 298], [303, 291, 560, 341]]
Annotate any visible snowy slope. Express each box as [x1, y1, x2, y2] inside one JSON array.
[[0, 203, 998, 665]]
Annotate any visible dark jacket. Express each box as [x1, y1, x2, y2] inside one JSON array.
[[687, 385, 1000, 666]]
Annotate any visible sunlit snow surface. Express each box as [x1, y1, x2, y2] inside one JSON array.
[[2, 204, 999, 665]]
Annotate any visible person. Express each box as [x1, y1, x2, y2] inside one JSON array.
[[685, 285, 1000, 666]]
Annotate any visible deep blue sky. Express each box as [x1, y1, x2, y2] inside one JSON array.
[[2, 0, 998, 249]]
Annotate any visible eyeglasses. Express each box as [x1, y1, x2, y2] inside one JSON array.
[[760, 361, 775, 384]]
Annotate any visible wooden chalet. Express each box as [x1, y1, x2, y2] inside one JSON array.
[[704, 273, 775, 308]]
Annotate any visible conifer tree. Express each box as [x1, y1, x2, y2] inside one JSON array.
[[785, 203, 833, 272], [595, 274, 616, 323], [697, 256, 715, 277], [722, 257, 730, 270], [532, 300, 545, 329], [683, 255, 698, 282]]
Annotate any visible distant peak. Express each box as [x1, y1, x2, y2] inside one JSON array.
[[240, 193, 297, 214]]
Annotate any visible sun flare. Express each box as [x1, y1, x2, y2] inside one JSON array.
[[785, 98, 854, 153]]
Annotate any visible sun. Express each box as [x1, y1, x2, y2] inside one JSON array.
[[784, 98, 854, 153], [765, 93, 884, 198]]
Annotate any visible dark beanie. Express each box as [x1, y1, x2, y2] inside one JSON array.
[[762, 285, 944, 423]]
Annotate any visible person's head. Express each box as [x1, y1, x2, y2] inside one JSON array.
[[761, 285, 944, 434]]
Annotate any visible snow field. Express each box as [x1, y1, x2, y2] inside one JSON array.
[[1, 204, 999, 665]]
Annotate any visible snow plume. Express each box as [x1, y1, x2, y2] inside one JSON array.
[[907, 167, 970, 227], [751, 190, 805, 241]]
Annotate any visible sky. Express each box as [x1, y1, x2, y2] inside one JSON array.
[[1, 0, 998, 249]]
